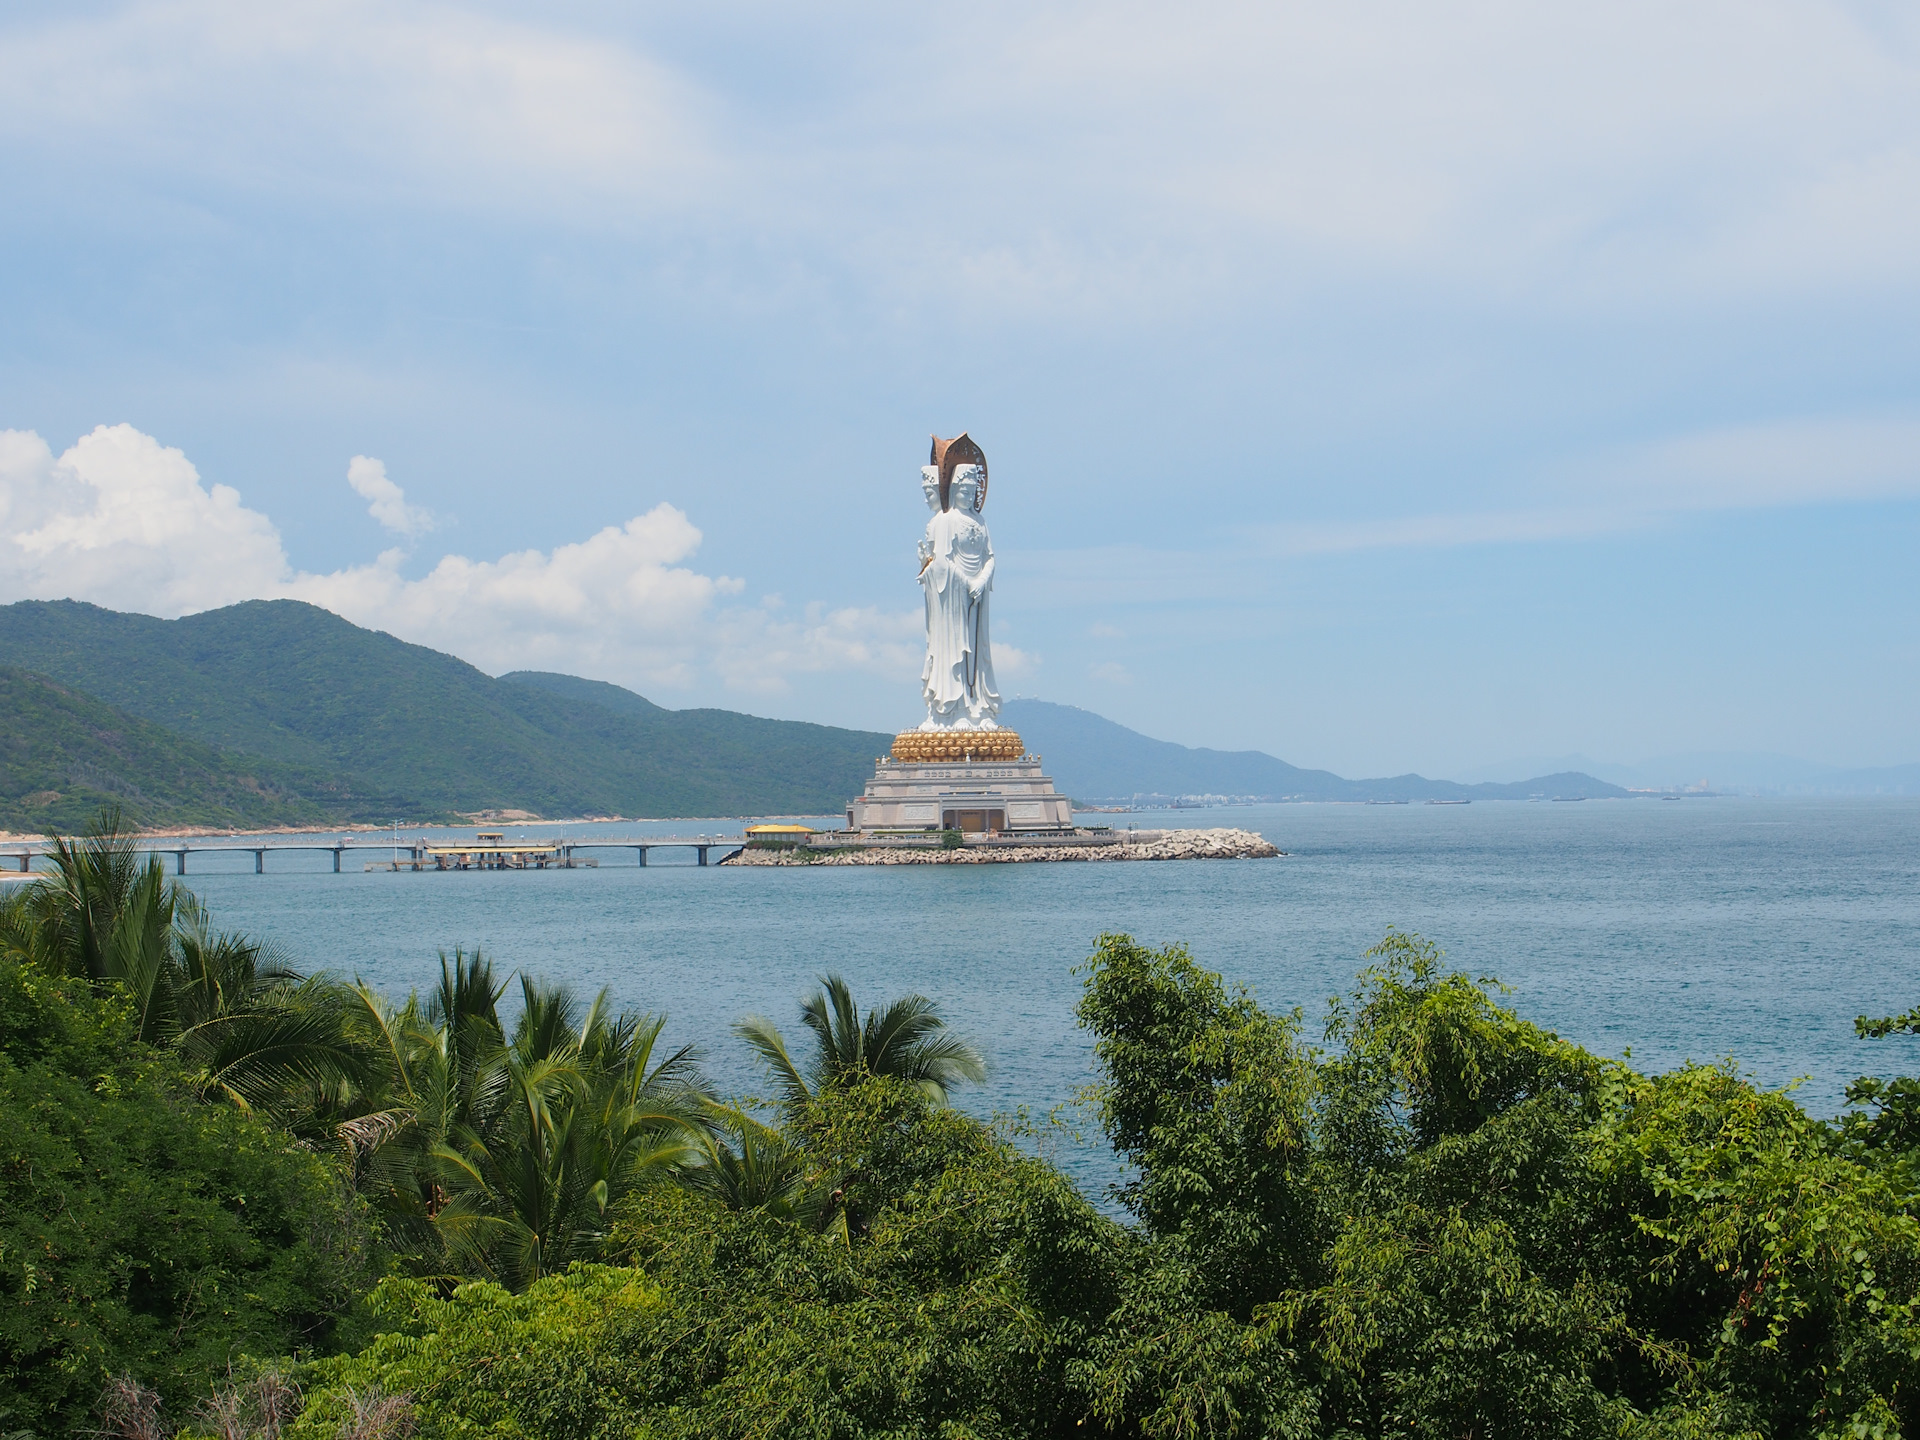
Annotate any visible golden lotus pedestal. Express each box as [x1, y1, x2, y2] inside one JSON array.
[[846, 729, 1074, 835], [889, 729, 1025, 763]]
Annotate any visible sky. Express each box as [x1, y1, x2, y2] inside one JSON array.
[[2, 0, 1917, 780]]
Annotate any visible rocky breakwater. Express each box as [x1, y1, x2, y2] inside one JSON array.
[[722, 828, 1281, 866]]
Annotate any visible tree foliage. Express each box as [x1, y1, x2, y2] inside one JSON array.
[[289, 1080, 1120, 1440], [0, 812, 366, 1118], [326, 951, 710, 1292], [14, 866, 1920, 1440], [1069, 929, 1920, 1440], [0, 953, 371, 1437]]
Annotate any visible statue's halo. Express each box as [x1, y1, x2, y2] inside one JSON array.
[[929, 432, 987, 513]]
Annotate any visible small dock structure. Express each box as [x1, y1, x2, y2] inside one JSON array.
[[370, 832, 596, 872]]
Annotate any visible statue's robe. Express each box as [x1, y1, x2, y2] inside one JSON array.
[[920, 507, 998, 725]]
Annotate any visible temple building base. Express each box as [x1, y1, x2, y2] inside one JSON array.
[[848, 739, 1075, 834]]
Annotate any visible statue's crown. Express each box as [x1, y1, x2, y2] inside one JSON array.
[[929, 432, 988, 512]]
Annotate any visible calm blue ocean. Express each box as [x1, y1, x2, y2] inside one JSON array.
[[175, 797, 1920, 1193]]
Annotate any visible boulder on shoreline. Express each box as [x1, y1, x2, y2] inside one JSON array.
[[721, 827, 1281, 865]]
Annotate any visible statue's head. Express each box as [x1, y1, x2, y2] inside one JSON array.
[[921, 465, 940, 512], [950, 464, 985, 514], [929, 432, 987, 512]]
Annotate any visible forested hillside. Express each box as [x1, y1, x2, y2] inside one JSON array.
[[0, 599, 891, 824], [0, 668, 332, 833]]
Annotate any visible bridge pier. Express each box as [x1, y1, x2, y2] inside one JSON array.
[[332, 846, 343, 873], [697, 846, 709, 866], [174, 849, 187, 875], [254, 849, 265, 874], [635, 846, 648, 867]]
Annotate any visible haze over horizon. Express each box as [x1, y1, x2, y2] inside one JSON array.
[[3, 2, 1917, 779]]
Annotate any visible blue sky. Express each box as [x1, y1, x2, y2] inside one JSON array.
[[2, 1, 1917, 779]]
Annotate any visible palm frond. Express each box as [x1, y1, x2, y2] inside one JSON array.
[[337, 1104, 415, 1152], [764, 975, 986, 1105], [691, 1103, 811, 1216], [862, 993, 945, 1072], [901, 1030, 989, 1099], [735, 1013, 814, 1108], [514, 974, 582, 1065], [106, 866, 178, 1043], [344, 982, 422, 1106], [179, 984, 366, 1112]]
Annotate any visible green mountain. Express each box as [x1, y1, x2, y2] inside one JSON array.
[[0, 598, 1628, 834], [0, 667, 333, 834], [0, 600, 891, 825], [500, 670, 666, 718]]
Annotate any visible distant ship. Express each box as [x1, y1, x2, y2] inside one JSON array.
[[1427, 799, 1470, 805], [1365, 799, 1409, 805]]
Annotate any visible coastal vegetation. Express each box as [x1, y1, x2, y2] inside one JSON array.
[[6, 813, 1920, 1437]]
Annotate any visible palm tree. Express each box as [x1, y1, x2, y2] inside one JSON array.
[[1, 808, 164, 982], [334, 956, 714, 1285], [690, 1103, 815, 1219], [163, 893, 367, 1116], [330, 948, 510, 1259], [735, 973, 986, 1109], [1, 809, 365, 1120]]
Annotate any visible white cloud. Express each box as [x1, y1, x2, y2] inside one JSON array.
[[0, 424, 919, 698], [1258, 415, 1920, 557], [994, 644, 1038, 682], [0, 424, 289, 615], [3, 1, 1918, 311], [345, 455, 433, 536], [708, 603, 924, 695], [0, 0, 715, 220]]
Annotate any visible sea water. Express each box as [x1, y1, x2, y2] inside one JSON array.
[[175, 797, 1920, 1195]]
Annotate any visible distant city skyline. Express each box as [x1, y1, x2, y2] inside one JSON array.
[[3, 2, 1917, 778]]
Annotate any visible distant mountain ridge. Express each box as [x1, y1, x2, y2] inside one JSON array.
[[1456, 750, 1920, 797], [0, 599, 891, 828], [1001, 700, 1627, 804], [0, 598, 1649, 834]]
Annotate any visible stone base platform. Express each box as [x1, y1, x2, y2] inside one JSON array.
[[723, 827, 1282, 865], [847, 753, 1074, 835]]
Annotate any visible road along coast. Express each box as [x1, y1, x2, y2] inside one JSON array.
[[722, 827, 1281, 865]]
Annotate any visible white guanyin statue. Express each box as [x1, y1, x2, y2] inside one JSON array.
[[917, 434, 1000, 732]]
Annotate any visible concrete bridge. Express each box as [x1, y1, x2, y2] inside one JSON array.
[[1, 836, 747, 875]]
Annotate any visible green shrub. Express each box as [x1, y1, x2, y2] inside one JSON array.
[[291, 1080, 1123, 1439], [17, 921, 1920, 1440], [286, 1267, 663, 1440], [1072, 930, 1920, 1439], [0, 956, 373, 1436]]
